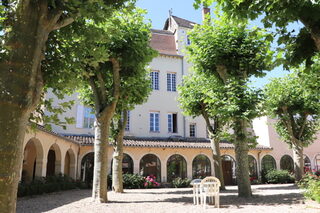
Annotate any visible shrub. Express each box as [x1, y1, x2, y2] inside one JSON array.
[[171, 177, 191, 188], [144, 175, 160, 188], [18, 175, 87, 197], [123, 173, 145, 189], [299, 172, 320, 203], [265, 170, 295, 184]]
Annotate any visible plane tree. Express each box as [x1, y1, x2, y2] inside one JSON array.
[[110, 69, 152, 193], [45, 8, 156, 202], [187, 19, 273, 197], [264, 64, 320, 181], [178, 72, 228, 189], [195, 0, 320, 67], [0, 1, 127, 211]]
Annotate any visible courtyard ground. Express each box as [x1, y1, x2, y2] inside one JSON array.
[[17, 184, 320, 213]]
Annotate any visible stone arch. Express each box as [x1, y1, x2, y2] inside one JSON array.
[[261, 154, 276, 171], [46, 143, 62, 176], [22, 138, 44, 182], [221, 155, 236, 185], [248, 155, 258, 180], [304, 155, 311, 172], [81, 152, 94, 185], [192, 154, 211, 179], [280, 155, 294, 173], [64, 148, 76, 179], [139, 154, 161, 182], [167, 154, 187, 182], [110, 153, 134, 174], [315, 154, 320, 171]]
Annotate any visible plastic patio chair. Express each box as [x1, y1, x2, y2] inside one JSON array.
[[200, 176, 221, 209]]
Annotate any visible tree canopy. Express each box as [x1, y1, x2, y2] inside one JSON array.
[[264, 65, 320, 147], [186, 18, 271, 197], [187, 19, 274, 82], [195, 0, 320, 67], [263, 62, 320, 180]]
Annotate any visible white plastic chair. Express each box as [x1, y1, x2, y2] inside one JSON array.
[[200, 176, 221, 209]]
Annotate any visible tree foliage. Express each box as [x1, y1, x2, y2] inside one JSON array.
[[263, 61, 320, 180], [186, 18, 272, 197], [264, 64, 320, 147], [187, 19, 273, 82], [195, 0, 320, 67], [45, 7, 156, 201]]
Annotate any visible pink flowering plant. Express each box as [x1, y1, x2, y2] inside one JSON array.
[[144, 175, 160, 188]]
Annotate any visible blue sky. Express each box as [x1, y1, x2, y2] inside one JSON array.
[[136, 0, 289, 88]]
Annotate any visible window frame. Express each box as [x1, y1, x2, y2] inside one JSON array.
[[167, 113, 177, 133], [150, 71, 159, 90], [167, 72, 176, 92], [150, 111, 160, 132], [125, 111, 130, 132], [83, 107, 95, 129], [189, 123, 196, 137]]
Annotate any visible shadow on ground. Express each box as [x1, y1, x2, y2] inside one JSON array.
[[17, 189, 91, 213], [17, 184, 307, 212]]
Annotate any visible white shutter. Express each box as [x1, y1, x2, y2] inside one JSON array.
[[76, 105, 84, 128]]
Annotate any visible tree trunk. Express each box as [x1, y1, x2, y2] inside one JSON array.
[[0, 2, 53, 212], [0, 107, 30, 212], [112, 139, 124, 192], [234, 119, 252, 198], [92, 117, 110, 203], [210, 138, 225, 190], [298, 17, 320, 51], [112, 111, 127, 193], [91, 58, 121, 202], [292, 142, 304, 181], [201, 112, 225, 189]]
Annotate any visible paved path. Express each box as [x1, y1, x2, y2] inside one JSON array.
[[17, 184, 320, 213]]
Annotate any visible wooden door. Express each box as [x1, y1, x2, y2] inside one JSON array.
[[222, 160, 233, 185]]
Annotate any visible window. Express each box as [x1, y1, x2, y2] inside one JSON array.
[[150, 112, 160, 132], [83, 107, 95, 128], [168, 113, 177, 133], [150, 71, 159, 90], [167, 73, 176, 91], [186, 35, 191, 45], [125, 111, 130, 131], [189, 124, 196, 137]]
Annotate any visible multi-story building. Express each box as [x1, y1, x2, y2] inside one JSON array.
[[21, 14, 320, 185]]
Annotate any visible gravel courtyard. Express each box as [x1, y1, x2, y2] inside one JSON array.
[[17, 184, 320, 213]]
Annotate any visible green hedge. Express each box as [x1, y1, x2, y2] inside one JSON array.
[[264, 170, 295, 184], [18, 175, 88, 197], [171, 177, 191, 188]]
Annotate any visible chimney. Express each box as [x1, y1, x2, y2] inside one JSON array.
[[202, 7, 210, 21]]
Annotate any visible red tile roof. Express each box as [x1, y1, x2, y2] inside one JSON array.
[[150, 29, 179, 56], [64, 135, 272, 150]]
